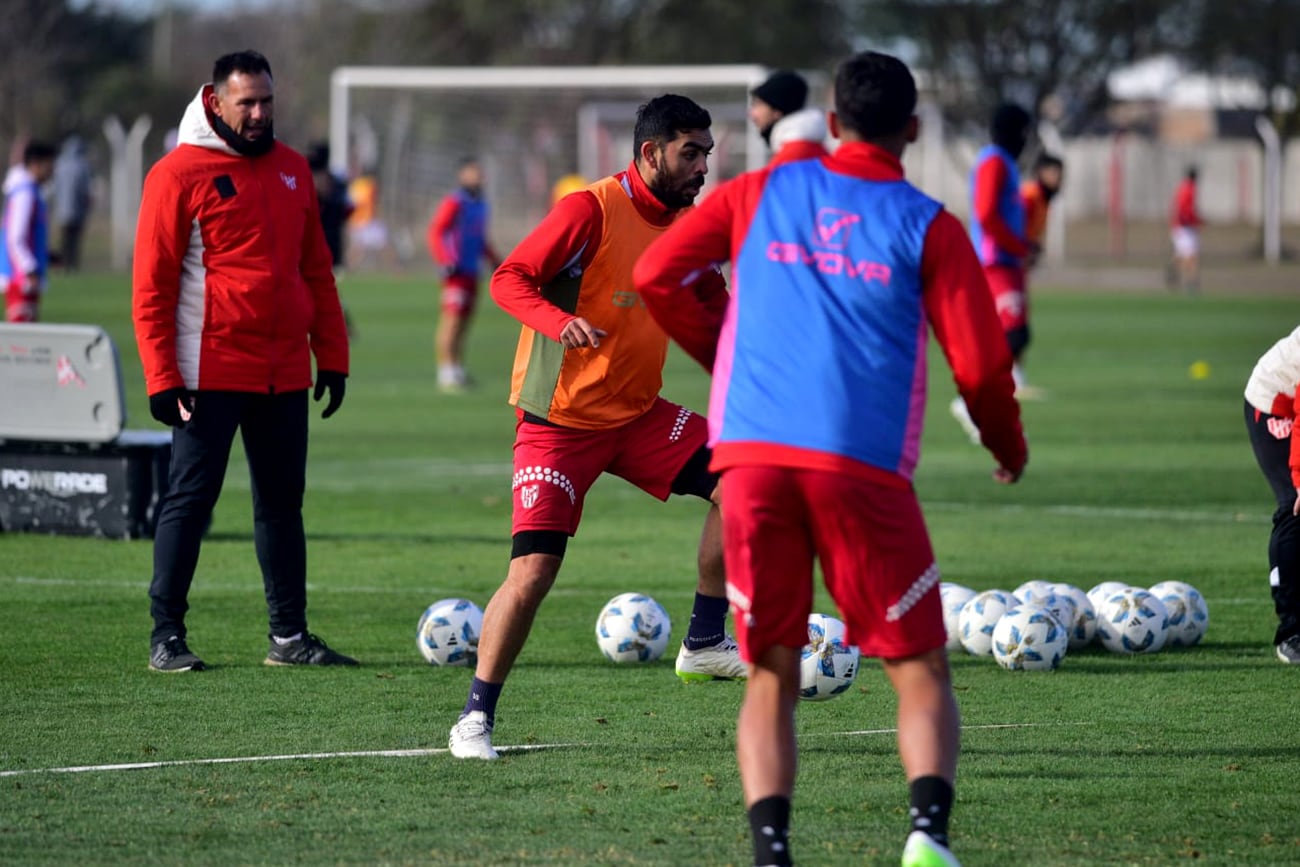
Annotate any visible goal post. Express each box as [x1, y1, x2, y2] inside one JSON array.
[[327, 65, 775, 259]]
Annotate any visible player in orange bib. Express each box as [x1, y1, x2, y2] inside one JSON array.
[[448, 95, 744, 761]]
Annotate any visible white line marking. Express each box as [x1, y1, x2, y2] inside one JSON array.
[[0, 742, 583, 779], [927, 501, 1265, 525], [816, 721, 1095, 738]]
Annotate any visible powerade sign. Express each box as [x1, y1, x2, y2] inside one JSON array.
[[1, 467, 109, 496]]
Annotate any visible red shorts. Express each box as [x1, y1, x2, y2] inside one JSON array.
[[4, 273, 41, 322], [721, 464, 945, 662], [511, 397, 709, 536], [441, 273, 479, 316], [984, 264, 1027, 334]]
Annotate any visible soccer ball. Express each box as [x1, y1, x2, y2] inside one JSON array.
[[799, 613, 860, 701], [1094, 588, 1169, 654], [1013, 579, 1057, 605], [1148, 581, 1209, 647], [958, 590, 1013, 656], [1087, 581, 1130, 610], [992, 604, 1068, 671], [1050, 582, 1097, 649], [1032, 591, 1078, 632], [417, 598, 483, 666], [940, 583, 977, 653], [595, 593, 672, 663]]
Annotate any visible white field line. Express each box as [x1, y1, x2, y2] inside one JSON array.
[[0, 742, 583, 779], [1, 577, 1265, 607], [0, 721, 1088, 779], [926, 501, 1265, 525]]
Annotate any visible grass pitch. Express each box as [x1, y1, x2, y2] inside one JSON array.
[[2, 272, 1298, 865]]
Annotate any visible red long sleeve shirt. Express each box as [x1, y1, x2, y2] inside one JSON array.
[[973, 157, 1030, 259]]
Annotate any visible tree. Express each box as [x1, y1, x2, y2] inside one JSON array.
[[870, 0, 1186, 131]]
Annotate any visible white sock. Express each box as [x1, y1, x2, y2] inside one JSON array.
[[1012, 362, 1026, 389], [272, 632, 302, 646]]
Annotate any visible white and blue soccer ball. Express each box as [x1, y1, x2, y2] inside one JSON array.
[[1013, 580, 1057, 605], [1095, 588, 1169, 654], [595, 592, 672, 663], [958, 590, 1014, 656], [799, 613, 860, 701], [940, 583, 977, 653], [992, 604, 1069, 671], [417, 597, 484, 666], [1148, 581, 1209, 647], [1050, 582, 1097, 649], [1087, 581, 1131, 610]]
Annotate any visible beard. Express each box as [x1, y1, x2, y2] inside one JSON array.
[[211, 112, 275, 157], [647, 171, 704, 211]]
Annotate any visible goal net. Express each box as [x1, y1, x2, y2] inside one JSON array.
[[328, 65, 777, 263]]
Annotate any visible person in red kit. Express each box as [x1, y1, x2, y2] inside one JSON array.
[[1168, 165, 1201, 293], [635, 51, 1026, 867], [133, 51, 354, 672], [447, 95, 745, 762], [427, 157, 500, 392]]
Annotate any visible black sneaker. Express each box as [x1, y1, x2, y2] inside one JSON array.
[[149, 636, 206, 672], [1276, 635, 1300, 664], [264, 633, 358, 667]]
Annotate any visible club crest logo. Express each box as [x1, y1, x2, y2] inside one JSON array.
[[55, 355, 85, 388], [1268, 417, 1293, 440], [813, 208, 862, 250], [280, 172, 298, 191], [520, 484, 540, 509]]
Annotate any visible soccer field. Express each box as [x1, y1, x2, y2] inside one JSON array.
[[3, 273, 1298, 866]]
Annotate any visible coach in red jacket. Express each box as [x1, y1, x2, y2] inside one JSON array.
[[133, 50, 355, 672]]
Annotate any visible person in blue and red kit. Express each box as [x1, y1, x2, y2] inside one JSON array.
[[634, 51, 1027, 867], [427, 157, 501, 392]]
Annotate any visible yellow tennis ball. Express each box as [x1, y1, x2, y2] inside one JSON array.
[[1189, 360, 1211, 380]]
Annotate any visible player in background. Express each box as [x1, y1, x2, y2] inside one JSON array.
[[951, 102, 1032, 441], [427, 158, 501, 392], [1015, 152, 1064, 399], [1168, 165, 1201, 293], [308, 143, 357, 338], [635, 51, 1027, 867], [1, 141, 56, 322], [447, 95, 746, 762], [1244, 325, 1300, 664], [749, 69, 829, 165]]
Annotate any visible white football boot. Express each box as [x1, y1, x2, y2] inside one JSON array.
[[675, 636, 747, 682], [901, 831, 961, 867], [448, 711, 499, 760]]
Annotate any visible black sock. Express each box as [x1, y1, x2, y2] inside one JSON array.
[[747, 795, 792, 866], [908, 776, 953, 846], [462, 677, 503, 726], [684, 592, 729, 650]]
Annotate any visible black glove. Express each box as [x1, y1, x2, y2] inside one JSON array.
[[313, 370, 347, 419], [149, 388, 192, 427]]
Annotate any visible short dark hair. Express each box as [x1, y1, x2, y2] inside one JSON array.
[[212, 50, 272, 87], [632, 94, 711, 160], [833, 52, 916, 139], [23, 141, 56, 164], [1035, 153, 1063, 171], [991, 103, 1031, 147]]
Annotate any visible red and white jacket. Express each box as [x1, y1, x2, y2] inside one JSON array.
[[132, 86, 348, 397], [1246, 325, 1300, 485]]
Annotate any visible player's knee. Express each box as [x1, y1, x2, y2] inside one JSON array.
[[671, 447, 719, 501]]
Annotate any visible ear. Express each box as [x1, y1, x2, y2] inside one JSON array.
[[827, 111, 841, 140], [905, 115, 919, 144], [206, 88, 222, 116], [637, 139, 659, 170]]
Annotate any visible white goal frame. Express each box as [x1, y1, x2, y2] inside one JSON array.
[[327, 64, 774, 184]]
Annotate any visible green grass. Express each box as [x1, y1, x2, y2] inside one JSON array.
[[3, 273, 1300, 865]]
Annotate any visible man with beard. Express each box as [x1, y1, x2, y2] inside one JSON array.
[[133, 50, 355, 672], [448, 94, 745, 761], [427, 157, 501, 392]]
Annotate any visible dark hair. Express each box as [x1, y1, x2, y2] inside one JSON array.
[[1035, 152, 1063, 171], [23, 141, 56, 163], [632, 94, 711, 160], [1186, 165, 1199, 180], [991, 103, 1031, 149], [307, 142, 329, 171], [212, 50, 273, 87], [458, 156, 480, 169], [833, 51, 916, 139]]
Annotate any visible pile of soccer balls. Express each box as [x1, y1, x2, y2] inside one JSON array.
[[942, 579, 1209, 671]]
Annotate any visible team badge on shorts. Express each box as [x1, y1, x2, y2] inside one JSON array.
[[1268, 417, 1293, 440], [520, 484, 540, 509]]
